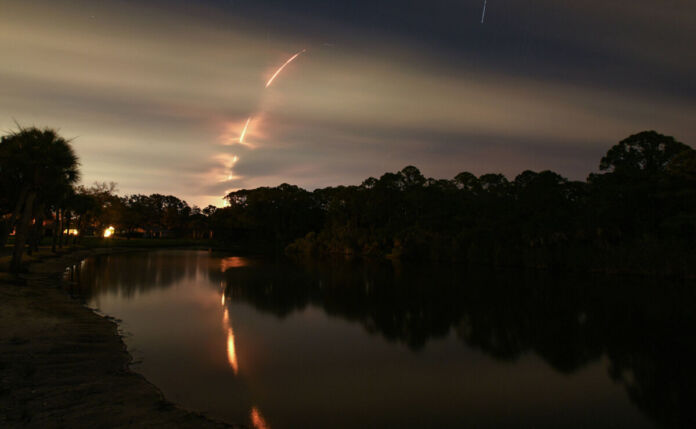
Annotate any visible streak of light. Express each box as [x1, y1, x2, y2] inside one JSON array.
[[226, 327, 239, 374], [250, 406, 271, 429], [223, 308, 229, 325], [220, 121, 254, 148], [239, 117, 251, 143], [221, 294, 225, 306], [481, 0, 487, 23], [265, 49, 306, 88]]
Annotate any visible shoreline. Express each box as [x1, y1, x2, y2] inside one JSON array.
[[0, 247, 239, 428]]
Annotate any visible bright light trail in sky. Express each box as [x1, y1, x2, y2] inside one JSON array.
[[265, 49, 307, 88], [239, 117, 251, 144]]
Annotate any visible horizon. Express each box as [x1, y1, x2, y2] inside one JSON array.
[[1, 0, 694, 207]]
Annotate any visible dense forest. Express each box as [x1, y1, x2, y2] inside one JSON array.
[[221, 130, 696, 275], [2, 127, 695, 275]]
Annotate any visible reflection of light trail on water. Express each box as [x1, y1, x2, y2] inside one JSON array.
[[221, 256, 249, 272], [265, 49, 306, 88], [226, 326, 239, 374], [250, 406, 271, 429], [221, 286, 238, 374]]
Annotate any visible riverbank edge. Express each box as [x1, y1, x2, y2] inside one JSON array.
[[0, 247, 242, 428]]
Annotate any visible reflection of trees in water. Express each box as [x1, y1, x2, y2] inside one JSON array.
[[68, 251, 696, 427], [605, 298, 696, 429], [223, 258, 463, 349], [67, 250, 216, 299], [223, 258, 696, 428]]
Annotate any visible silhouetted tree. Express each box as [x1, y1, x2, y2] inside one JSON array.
[[0, 127, 79, 272]]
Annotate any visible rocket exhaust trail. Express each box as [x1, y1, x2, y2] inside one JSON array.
[[239, 117, 251, 143], [232, 48, 307, 147], [265, 49, 306, 88], [481, 0, 487, 24]]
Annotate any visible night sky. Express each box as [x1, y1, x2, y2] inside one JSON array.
[[1, 0, 694, 206]]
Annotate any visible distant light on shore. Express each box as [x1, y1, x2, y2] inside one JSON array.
[[103, 226, 115, 238]]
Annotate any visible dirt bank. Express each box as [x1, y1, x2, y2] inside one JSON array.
[[0, 248, 239, 428]]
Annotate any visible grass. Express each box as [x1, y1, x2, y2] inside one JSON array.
[[79, 236, 214, 249], [1, 236, 216, 274], [0, 246, 60, 274]]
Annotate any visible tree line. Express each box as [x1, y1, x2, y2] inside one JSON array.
[[2, 127, 695, 274], [0, 127, 218, 272], [219, 130, 696, 275]]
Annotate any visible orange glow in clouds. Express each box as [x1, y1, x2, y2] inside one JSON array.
[[220, 119, 255, 148], [206, 153, 240, 185]]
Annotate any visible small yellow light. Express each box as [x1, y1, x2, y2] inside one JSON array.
[[103, 226, 115, 238]]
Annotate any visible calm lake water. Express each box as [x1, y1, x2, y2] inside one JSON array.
[[65, 250, 696, 429]]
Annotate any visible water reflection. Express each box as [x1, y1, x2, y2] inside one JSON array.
[[66, 250, 218, 300], [220, 257, 696, 428], [226, 326, 239, 374], [220, 287, 239, 374], [221, 256, 251, 272], [250, 406, 271, 429], [65, 250, 696, 429]]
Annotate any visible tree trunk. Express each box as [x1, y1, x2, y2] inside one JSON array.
[[58, 209, 65, 248], [51, 210, 59, 253], [0, 185, 30, 248], [73, 215, 84, 245], [10, 191, 36, 273], [27, 216, 37, 256], [30, 208, 45, 253], [26, 219, 34, 257], [63, 212, 72, 248], [73, 217, 79, 245]]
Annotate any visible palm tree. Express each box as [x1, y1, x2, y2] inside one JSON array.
[[0, 137, 30, 248], [0, 127, 80, 273]]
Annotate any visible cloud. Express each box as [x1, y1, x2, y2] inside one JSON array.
[[1, 0, 694, 207]]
